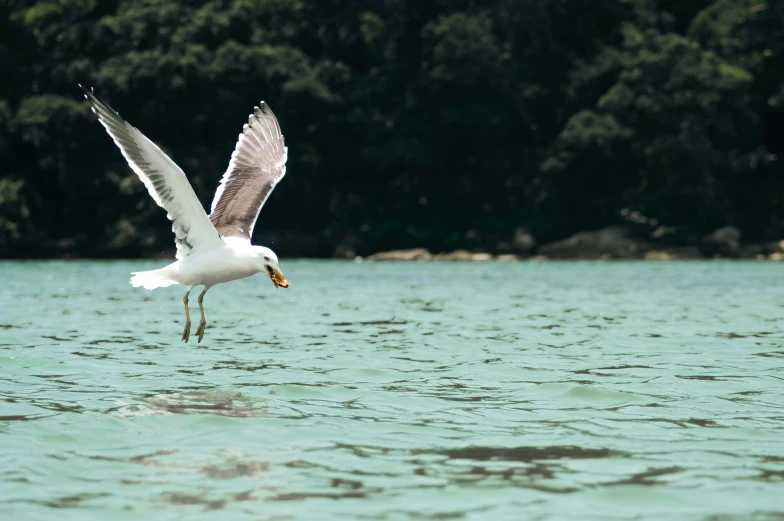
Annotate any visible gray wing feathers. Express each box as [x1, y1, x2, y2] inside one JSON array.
[[81, 85, 221, 258], [209, 102, 287, 240]]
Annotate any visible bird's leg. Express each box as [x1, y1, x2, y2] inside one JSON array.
[[195, 286, 210, 343], [181, 289, 192, 342]]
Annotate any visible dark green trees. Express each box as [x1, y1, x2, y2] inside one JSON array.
[[1, 0, 781, 256]]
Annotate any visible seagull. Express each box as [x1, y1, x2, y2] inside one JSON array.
[[81, 85, 289, 343]]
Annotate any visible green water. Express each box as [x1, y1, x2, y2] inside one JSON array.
[[1, 260, 783, 520]]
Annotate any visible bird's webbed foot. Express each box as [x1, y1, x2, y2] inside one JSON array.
[[195, 321, 206, 343]]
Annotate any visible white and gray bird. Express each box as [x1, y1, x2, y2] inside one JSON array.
[[81, 85, 289, 343]]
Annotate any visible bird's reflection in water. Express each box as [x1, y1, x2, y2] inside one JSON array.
[[140, 390, 267, 417]]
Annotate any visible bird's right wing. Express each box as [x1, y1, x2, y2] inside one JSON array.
[[209, 102, 287, 241], [81, 85, 222, 259]]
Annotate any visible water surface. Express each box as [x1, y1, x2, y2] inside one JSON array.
[[1, 260, 783, 520]]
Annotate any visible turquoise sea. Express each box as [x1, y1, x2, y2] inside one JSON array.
[[1, 260, 783, 520]]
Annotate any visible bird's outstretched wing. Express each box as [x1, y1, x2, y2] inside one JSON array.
[[81, 85, 222, 259], [209, 102, 287, 241]]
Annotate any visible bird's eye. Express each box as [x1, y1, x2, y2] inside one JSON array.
[[264, 256, 270, 261]]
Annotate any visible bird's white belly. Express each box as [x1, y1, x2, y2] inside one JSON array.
[[171, 248, 259, 287]]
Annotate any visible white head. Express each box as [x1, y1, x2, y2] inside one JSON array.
[[254, 246, 289, 288]]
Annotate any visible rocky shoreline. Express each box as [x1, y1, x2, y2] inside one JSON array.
[[10, 225, 784, 262], [361, 226, 784, 262]]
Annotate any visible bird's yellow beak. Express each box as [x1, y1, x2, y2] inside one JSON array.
[[272, 268, 289, 288]]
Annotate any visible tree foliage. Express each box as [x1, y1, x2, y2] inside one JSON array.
[[1, 0, 782, 256]]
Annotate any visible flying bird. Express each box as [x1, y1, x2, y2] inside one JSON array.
[[81, 85, 289, 343]]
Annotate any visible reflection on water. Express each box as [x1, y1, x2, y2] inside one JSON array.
[[139, 390, 267, 417], [1, 260, 784, 520]]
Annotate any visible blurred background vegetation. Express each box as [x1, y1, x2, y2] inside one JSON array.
[[0, 0, 782, 258]]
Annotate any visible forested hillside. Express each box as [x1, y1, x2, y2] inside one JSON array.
[[1, 0, 782, 257]]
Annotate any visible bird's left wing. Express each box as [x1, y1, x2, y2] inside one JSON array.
[[209, 102, 287, 241], [81, 85, 222, 258]]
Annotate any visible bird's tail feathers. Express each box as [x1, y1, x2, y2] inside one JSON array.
[[130, 268, 178, 290]]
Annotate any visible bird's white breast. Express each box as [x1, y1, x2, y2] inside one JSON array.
[[170, 241, 260, 287]]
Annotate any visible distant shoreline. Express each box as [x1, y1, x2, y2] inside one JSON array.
[[4, 226, 783, 262]]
